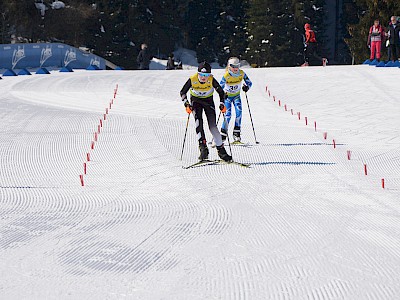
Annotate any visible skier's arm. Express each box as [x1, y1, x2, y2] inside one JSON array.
[[219, 75, 227, 90], [212, 78, 225, 102], [180, 78, 192, 101], [243, 73, 252, 88]]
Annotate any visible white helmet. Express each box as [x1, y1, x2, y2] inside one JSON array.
[[228, 57, 240, 68]]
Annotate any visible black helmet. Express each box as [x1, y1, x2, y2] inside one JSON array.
[[198, 61, 211, 73]]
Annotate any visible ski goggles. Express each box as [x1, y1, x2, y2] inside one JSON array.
[[198, 72, 211, 77], [229, 63, 240, 68]]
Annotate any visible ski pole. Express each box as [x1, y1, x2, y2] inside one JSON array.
[[216, 111, 221, 126], [180, 113, 191, 160], [244, 92, 259, 144], [222, 113, 233, 158]]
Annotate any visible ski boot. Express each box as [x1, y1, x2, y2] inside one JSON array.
[[216, 145, 232, 162], [220, 128, 227, 143], [233, 126, 241, 143], [198, 140, 209, 161]]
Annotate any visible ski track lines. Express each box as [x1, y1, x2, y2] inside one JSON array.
[[263, 66, 400, 191], [1, 69, 400, 299]]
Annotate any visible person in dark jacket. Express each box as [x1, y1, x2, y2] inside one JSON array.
[[166, 53, 176, 70], [180, 62, 232, 162], [386, 16, 400, 62], [136, 44, 153, 70]]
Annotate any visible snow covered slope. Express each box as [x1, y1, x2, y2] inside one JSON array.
[[1, 65, 399, 299]]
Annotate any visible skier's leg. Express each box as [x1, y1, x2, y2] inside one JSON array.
[[221, 98, 233, 141], [192, 101, 206, 143], [204, 103, 232, 161], [204, 100, 223, 146], [233, 96, 242, 141], [221, 98, 233, 131]]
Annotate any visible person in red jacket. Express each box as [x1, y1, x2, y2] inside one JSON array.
[[303, 23, 326, 66], [367, 19, 385, 61]]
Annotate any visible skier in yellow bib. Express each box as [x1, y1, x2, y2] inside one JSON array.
[[219, 57, 252, 143], [180, 62, 232, 161]]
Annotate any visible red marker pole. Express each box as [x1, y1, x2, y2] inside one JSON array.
[[333, 139, 336, 149], [80, 175, 84, 186], [364, 164, 368, 175], [109, 102, 112, 109], [297, 112, 301, 120], [291, 109, 293, 115], [91, 141, 95, 150], [83, 163, 87, 174], [381, 178, 385, 189], [94, 132, 98, 142], [347, 150, 351, 160], [87, 152, 90, 161], [100, 119, 103, 127], [265, 85, 268, 92], [305, 117, 308, 125], [323, 132, 327, 140], [106, 108, 109, 114], [314, 121, 317, 131], [278, 100, 281, 106], [268, 90, 271, 97], [273, 96, 276, 102], [98, 125, 101, 133], [104, 114, 106, 120], [284, 104, 287, 111]]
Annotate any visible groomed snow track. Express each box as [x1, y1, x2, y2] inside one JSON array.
[[0, 66, 399, 299]]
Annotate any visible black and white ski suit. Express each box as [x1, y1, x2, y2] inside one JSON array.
[[180, 73, 225, 146]]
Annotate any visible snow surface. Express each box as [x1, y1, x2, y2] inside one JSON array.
[[1, 65, 400, 299]]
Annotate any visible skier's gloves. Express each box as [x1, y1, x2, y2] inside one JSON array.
[[219, 102, 227, 113], [184, 100, 192, 114], [242, 85, 249, 92]]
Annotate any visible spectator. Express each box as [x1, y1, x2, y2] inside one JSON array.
[[303, 23, 325, 66], [166, 53, 176, 70], [367, 19, 385, 61], [386, 16, 400, 62], [136, 43, 153, 70]]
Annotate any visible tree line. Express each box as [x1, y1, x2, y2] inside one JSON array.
[[0, 0, 399, 68]]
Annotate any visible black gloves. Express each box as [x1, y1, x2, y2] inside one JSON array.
[[242, 85, 249, 92], [219, 102, 226, 113], [183, 99, 192, 114]]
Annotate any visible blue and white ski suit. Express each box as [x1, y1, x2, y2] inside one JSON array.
[[219, 69, 252, 135]]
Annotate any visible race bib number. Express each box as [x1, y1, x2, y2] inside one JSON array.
[[228, 85, 240, 92]]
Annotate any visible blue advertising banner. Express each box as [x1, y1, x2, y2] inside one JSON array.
[[0, 43, 106, 70]]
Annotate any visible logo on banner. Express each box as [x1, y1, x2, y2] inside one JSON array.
[[40, 45, 53, 67], [12, 46, 26, 69], [90, 57, 101, 68], [64, 48, 77, 66]]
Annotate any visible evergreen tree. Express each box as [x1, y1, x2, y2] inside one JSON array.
[[216, 0, 250, 66], [246, 0, 297, 67], [185, 0, 222, 63]]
